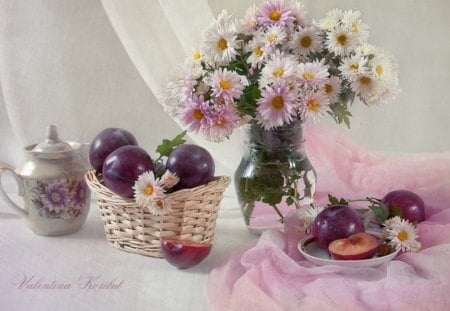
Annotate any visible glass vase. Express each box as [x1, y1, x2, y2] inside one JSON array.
[[234, 120, 316, 233]]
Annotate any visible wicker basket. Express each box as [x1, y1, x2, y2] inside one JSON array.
[[85, 169, 231, 258]]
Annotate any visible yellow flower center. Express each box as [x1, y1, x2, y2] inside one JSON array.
[[376, 65, 384, 76], [359, 76, 372, 85], [216, 117, 225, 126], [193, 109, 204, 121], [218, 38, 228, 50], [192, 50, 201, 60], [144, 185, 154, 196], [325, 84, 333, 94], [307, 99, 319, 111], [155, 200, 164, 208], [302, 72, 315, 80], [271, 96, 284, 109], [254, 46, 263, 57], [300, 36, 312, 48], [352, 22, 359, 33], [350, 64, 359, 71], [337, 34, 348, 46], [268, 34, 278, 43], [272, 68, 284, 77], [397, 230, 408, 242], [219, 80, 231, 90], [269, 11, 281, 21]]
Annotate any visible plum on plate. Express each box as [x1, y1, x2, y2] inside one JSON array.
[[328, 232, 380, 260]]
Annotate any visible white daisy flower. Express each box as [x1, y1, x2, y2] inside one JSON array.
[[240, 4, 258, 34], [351, 72, 381, 104], [326, 27, 357, 56], [298, 61, 330, 88], [148, 196, 173, 216], [263, 24, 287, 48], [339, 54, 368, 80], [290, 27, 322, 57], [341, 10, 369, 43], [355, 43, 377, 56], [160, 170, 180, 189], [370, 53, 398, 86], [288, 0, 308, 27], [322, 76, 342, 103], [384, 216, 422, 252], [298, 204, 324, 234], [133, 171, 165, 207], [259, 53, 298, 87], [300, 90, 330, 122], [316, 8, 343, 30], [246, 34, 266, 68], [208, 68, 248, 101], [202, 20, 239, 65]]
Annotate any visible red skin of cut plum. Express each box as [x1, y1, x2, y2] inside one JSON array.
[[89, 128, 138, 172], [328, 232, 380, 260], [312, 205, 365, 249], [161, 239, 212, 269], [382, 190, 425, 223], [102, 145, 154, 198]]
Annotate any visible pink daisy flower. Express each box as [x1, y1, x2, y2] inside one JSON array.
[[203, 103, 239, 142], [257, 0, 295, 29], [208, 68, 248, 101], [256, 84, 296, 129], [300, 90, 330, 122], [178, 96, 210, 134]]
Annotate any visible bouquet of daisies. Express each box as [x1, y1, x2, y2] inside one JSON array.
[[163, 0, 400, 142]]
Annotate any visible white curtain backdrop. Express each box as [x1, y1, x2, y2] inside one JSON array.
[[1, 0, 449, 189]]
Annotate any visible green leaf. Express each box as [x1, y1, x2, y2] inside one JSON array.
[[328, 194, 348, 206], [155, 130, 187, 158], [391, 205, 403, 218], [329, 102, 353, 128], [370, 205, 389, 225]]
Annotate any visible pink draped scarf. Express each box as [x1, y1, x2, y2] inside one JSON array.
[[207, 124, 450, 311]]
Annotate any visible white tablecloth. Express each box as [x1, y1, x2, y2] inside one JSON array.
[[0, 195, 256, 311]]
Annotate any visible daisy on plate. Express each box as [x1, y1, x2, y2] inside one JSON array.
[[133, 171, 165, 208], [339, 54, 368, 80], [326, 26, 358, 56], [290, 27, 321, 57], [322, 76, 342, 104], [148, 196, 173, 217], [208, 68, 248, 101], [202, 15, 239, 65], [341, 10, 369, 43], [298, 61, 330, 88], [259, 52, 298, 87], [298, 204, 324, 234], [257, 0, 295, 29], [203, 103, 239, 142], [256, 83, 297, 129], [178, 95, 210, 134], [384, 216, 421, 252], [300, 90, 330, 122]]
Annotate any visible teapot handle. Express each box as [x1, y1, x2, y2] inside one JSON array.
[[0, 163, 28, 217]]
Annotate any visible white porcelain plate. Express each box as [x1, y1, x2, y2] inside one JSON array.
[[298, 235, 400, 268]]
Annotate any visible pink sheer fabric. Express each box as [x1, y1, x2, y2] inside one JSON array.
[[207, 124, 450, 311]]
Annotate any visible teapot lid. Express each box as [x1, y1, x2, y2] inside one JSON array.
[[31, 125, 73, 154]]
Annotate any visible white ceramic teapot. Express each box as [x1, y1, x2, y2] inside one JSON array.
[[0, 125, 91, 236]]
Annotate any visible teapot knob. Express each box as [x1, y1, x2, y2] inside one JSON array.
[[45, 124, 60, 144]]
